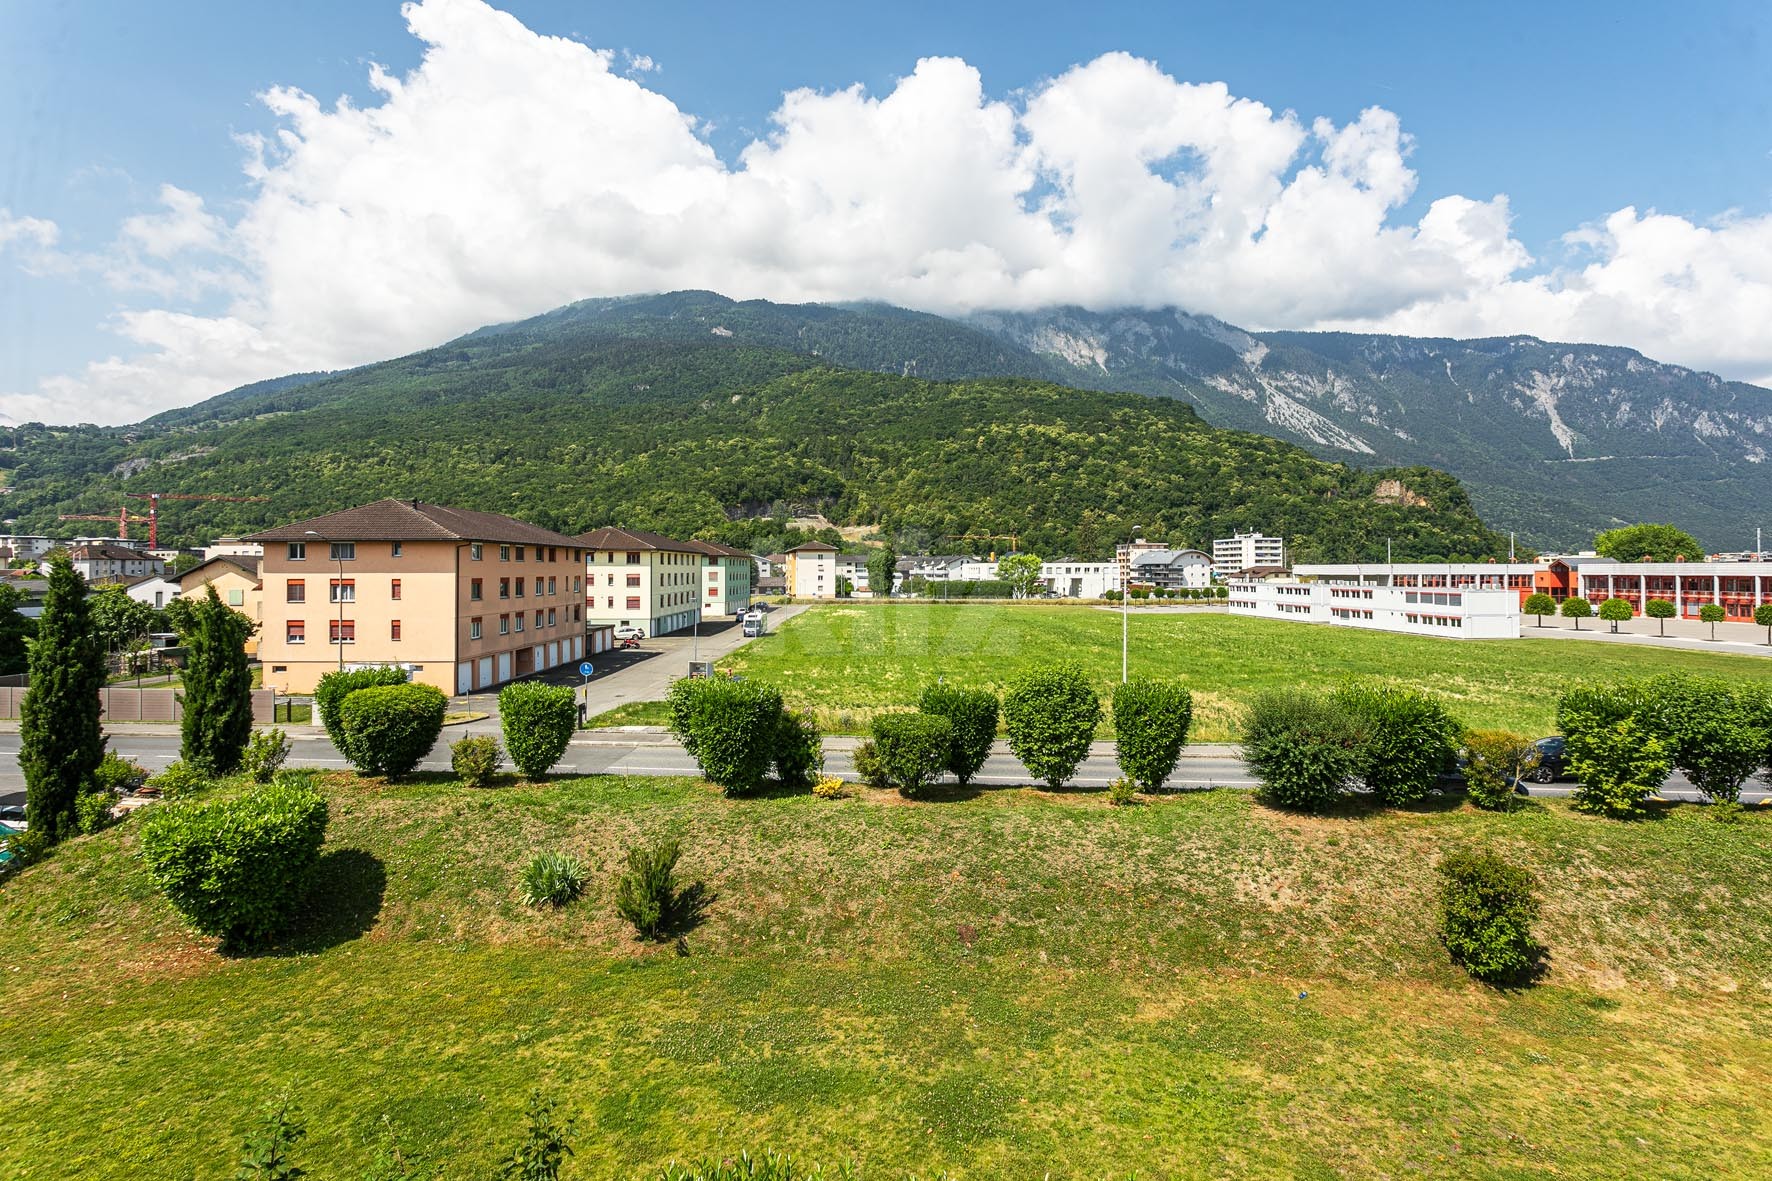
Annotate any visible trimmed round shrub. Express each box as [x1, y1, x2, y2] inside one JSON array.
[[773, 708, 823, 790], [1568, 718, 1671, 818], [1438, 848, 1540, 984], [1002, 663, 1101, 789], [1461, 730, 1538, 811], [337, 683, 447, 779], [1646, 674, 1767, 804], [665, 676, 785, 795], [451, 735, 504, 787], [918, 685, 999, 786], [1111, 678, 1193, 793], [241, 728, 292, 785], [870, 712, 954, 797], [140, 776, 329, 947], [1332, 682, 1460, 807], [499, 682, 578, 779], [519, 851, 585, 907], [1243, 689, 1361, 812], [851, 739, 890, 789], [315, 666, 410, 764]]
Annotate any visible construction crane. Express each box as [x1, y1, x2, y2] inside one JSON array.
[[945, 532, 1021, 561], [60, 492, 269, 548]]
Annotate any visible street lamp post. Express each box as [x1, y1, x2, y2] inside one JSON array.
[[1122, 527, 1141, 683], [306, 529, 344, 672]]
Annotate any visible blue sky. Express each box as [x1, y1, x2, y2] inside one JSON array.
[[3, 0, 1771, 423]]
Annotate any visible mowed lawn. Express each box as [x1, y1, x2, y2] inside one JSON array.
[[722, 603, 1772, 740], [4, 773, 1772, 1178]]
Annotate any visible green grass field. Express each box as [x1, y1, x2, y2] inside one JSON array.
[[3, 774, 1770, 1179], [721, 604, 1772, 741]]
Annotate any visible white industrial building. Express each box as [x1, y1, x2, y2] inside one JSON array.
[[1228, 578, 1521, 639], [1040, 560, 1117, 599]]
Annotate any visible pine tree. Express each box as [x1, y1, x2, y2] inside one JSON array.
[[21, 554, 105, 842], [180, 586, 257, 775]]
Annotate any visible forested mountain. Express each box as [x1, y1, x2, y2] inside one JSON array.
[[0, 327, 1505, 562]]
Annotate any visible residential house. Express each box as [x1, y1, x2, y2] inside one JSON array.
[[577, 526, 705, 637], [686, 539, 755, 617], [177, 555, 266, 657], [785, 542, 839, 598], [53, 544, 167, 584], [125, 572, 182, 611], [250, 499, 588, 695]]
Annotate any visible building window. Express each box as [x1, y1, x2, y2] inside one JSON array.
[[329, 542, 355, 561], [329, 579, 355, 603], [574, 605, 581, 622], [471, 543, 483, 561], [391, 578, 402, 600], [626, 573, 641, 587], [390, 619, 402, 641], [499, 578, 510, 599], [499, 614, 510, 635], [548, 608, 556, 627], [606, 596, 613, 608], [287, 579, 305, 603], [470, 617, 482, 640], [391, 542, 403, 558], [626, 551, 640, 565], [548, 547, 558, 562], [626, 596, 641, 610], [470, 578, 482, 601], [516, 546, 526, 562], [547, 577, 556, 595], [533, 577, 543, 597], [514, 614, 524, 633], [329, 620, 355, 644], [286, 621, 305, 644], [227, 589, 245, 607], [515, 579, 525, 599], [287, 542, 307, 561], [535, 610, 543, 628]]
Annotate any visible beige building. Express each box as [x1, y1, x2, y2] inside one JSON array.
[[250, 499, 588, 695], [177, 555, 265, 657], [687, 539, 755, 617], [577, 526, 706, 637], [785, 542, 838, 598]]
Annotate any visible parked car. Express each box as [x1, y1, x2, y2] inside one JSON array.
[[613, 625, 646, 641], [1527, 736, 1570, 783], [0, 804, 25, 823]]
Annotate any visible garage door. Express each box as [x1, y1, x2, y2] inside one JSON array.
[[456, 663, 472, 695], [477, 656, 493, 688], [497, 652, 512, 683]]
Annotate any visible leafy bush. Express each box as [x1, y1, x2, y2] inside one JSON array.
[[918, 684, 999, 786], [145, 759, 209, 799], [665, 677, 784, 795], [869, 712, 954, 797], [1111, 678, 1193, 793], [520, 851, 586, 908], [496, 1091, 576, 1181], [1567, 718, 1671, 818], [451, 735, 504, 787], [241, 728, 292, 785], [1597, 598, 1634, 631], [140, 776, 329, 947], [614, 837, 708, 940], [1643, 674, 1766, 804], [498, 682, 578, 779], [75, 790, 115, 835], [1460, 730, 1539, 811], [1522, 592, 1555, 625], [811, 774, 846, 799], [91, 750, 148, 794], [1560, 596, 1593, 628], [1332, 682, 1459, 807], [1, 824, 50, 872], [1243, 689, 1361, 812], [773, 708, 823, 789], [850, 740, 890, 789], [337, 683, 448, 779], [315, 666, 410, 763], [1106, 776, 1137, 806], [1002, 663, 1101, 789], [1438, 849, 1541, 984]]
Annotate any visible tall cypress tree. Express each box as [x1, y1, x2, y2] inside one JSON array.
[[21, 554, 105, 842], [180, 586, 256, 775]]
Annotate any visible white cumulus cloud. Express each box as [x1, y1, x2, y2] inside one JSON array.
[[5, 0, 1772, 426]]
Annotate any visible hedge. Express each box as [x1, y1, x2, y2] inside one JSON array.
[[666, 676, 785, 795], [1002, 664, 1101, 789], [1111, 678, 1193, 793], [499, 682, 578, 779], [918, 685, 999, 786], [870, 712, 954, 796], [337, 683, 448, 779]]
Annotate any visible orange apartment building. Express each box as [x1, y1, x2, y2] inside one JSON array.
[[250, 499, 590, 695]]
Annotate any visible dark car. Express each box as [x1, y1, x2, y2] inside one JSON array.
[[1527, 736, 1570, 783], [0, 803, 24, 822]]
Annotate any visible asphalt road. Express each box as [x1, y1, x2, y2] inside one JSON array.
[[0, 730, 1763, 806]]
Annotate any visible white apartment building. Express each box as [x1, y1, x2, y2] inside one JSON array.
[[1128, 548, 1214, 591], [0, 535, 57, 559], [785, 542, 839, 598], [204, 536, 266, 562], [577, 526, 704, 637], [1228, 578, 1521, 639], [686, 539, 755, 617], [53, 544, 168, 583], [125, 573, 182, 610], [1040, 560, 1117, 599], [1213, 531, 1286, 574]]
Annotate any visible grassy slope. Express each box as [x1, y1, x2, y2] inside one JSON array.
[[3, 773, 1771, 1179], [721, 604, 1772, 740]]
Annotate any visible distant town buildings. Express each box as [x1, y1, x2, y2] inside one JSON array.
[[1128, 548, 1214, 592], [1040, 560, 1117, 599], [785, 541, 838, 598], [1212, 531, 1286, 575], [577, 526, 709, 639], [54, 544, 167, 584], [1115, 538, 1167, 589], [1229, 578, 1522, 640], [203, 536, 266, 562]]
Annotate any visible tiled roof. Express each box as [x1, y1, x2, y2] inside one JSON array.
[[249, 499, 582, 547], [684, 539, 755, 560], [68, 544, 154, 562], [177, 554, 263, 587], [574, 526, 699, 552], [786, 542, 838, 553]]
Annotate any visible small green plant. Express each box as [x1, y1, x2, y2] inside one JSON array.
[[1438, 849, 1541, 984], [495, 1091, 575, 1181], [75, 790, 115, 835], [614, 837, 707, 940], [146, 759, 210, 799], [234, 1092, 306, 1181], [917, 684, 999, 786], [1460, 730, 1539, 811], [91, 749, 148, 794], [1111, 678, 1193, 793], [241, 728, 292, 785], [870, 712, 955, 797], [520, 852, 586, 908], [653, 1152, 858, 1180], [451, 735, 504, 787], [140, 777, 329, 948], [1106, 776, 1137, 806], [337, 683, 448, 779], [499, 682, 578, 779], [773, 708, 823, 789], [1, 825, 51, 872], [850, 740, 890, 789], [1243, 689, 1361, 812], [1002, 663, 1101, 789]]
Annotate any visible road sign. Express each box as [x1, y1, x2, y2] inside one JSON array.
[[579, 661, 594, 677]]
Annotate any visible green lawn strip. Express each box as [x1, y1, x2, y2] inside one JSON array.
[[721, 603, 1772, 740], [2, 775, 1770, 1178]]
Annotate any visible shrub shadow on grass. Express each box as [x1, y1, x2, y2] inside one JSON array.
[[253, 848, 387, 957], [1478, 943, 1553, 992], [1396, 790, 1468, 815]]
